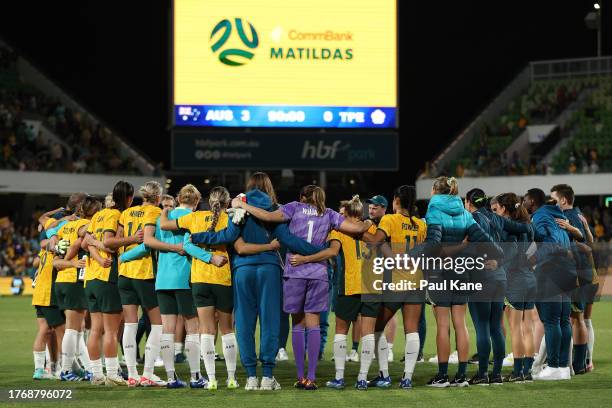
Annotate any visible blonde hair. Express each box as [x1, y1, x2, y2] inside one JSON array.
[[104, 193, 115, 209], [208, 186, 231, 232], [161, 194, 175, 203], [299, 185, 326, 216], [432, 176, 459, 195], [139, 181, 162, 204], [341, 195, 363, 218], [246, 172, 277, 204], [177, 184, 201, 207]]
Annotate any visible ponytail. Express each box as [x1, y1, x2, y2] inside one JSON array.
[[139, 181, 162, 205], [112, 180, 134, 212], [466, 188, 488, 209], [432, 176, 459, 195], [299, 185, 326, 216], [394, 185, 416, 215], [207, 186, 230, 232], [341, 195, 363, 218], [496, 193, 530, 223]]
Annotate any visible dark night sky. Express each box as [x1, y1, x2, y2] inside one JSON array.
[[0, 0, 607, 193]]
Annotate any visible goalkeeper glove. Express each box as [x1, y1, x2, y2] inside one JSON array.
[[227, 208, 247, 225], [54, 239, 69, 256]]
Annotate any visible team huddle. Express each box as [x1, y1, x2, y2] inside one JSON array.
[[29, 172, 598, 391]]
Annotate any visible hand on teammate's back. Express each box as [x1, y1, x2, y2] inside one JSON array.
[[555, 218, 570, 230], [231, 196, 244, 209], [72, 258, 86, 269], [211, 255, 228, 267], [289, 254, 306, 266], [134, 229, 144, 243], [270, 238, 280, 251]]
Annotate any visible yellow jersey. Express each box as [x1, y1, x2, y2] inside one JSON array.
[[85, 208, 121, 283], [32, 248, 55, 306], [329, 227, 373, 296], [377, 213, 427, 284], [378, 213, 427, 248], [118, 205, 161, 280], [32, 218, 58, 306], [55, 218, 89, 283], [177, 210, 231, 286]]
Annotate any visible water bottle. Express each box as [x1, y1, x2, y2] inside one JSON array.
[[78, 255, 87, 281]]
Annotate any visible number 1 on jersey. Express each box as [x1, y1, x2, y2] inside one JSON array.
[[306, 220, 314, 243]]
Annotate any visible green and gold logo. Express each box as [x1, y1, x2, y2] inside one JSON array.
[[211, 18, 259, 66]]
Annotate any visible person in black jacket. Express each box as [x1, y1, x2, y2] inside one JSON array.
[[493, 193, 537, 382]]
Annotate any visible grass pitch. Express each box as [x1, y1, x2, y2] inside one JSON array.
[[0, 296, 610, 408]]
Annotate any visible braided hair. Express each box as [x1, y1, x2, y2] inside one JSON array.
[[207, 187, 230, 232]]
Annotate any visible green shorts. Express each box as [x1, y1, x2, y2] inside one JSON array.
[[192, 283, 233, 313], [85, 279, 122, 313], [55, 282, 88, 311], [335, 294, 381, 322], [35, 305, 65, 327], [571, 302, 585, 314], [157, 289, 196, 317], [118, 276, 158, 309]]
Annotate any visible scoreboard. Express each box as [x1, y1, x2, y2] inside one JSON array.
[[172, 0, 398, 129]]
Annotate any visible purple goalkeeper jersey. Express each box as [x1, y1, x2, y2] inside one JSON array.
[[281, 201, 345, 281]]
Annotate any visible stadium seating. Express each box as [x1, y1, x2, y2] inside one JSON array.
[[550, 76, 612, 174], [443, 76, 612, 177], [0, 45, 148, 175], [447, 78, 585, 176]]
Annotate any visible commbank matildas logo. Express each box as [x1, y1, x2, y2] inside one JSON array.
[[210, 18, 259, 66]]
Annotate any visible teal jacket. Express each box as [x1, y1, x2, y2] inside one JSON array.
[[425, 194, 477, 243], [119, 207, 213, 290], [420, 195, 503, 280]]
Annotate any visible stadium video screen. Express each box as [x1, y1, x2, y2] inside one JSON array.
[[172, 0, 398, 128]]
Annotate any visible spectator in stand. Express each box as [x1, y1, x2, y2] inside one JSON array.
[[0, 45, 143, 175], [0, 220, 38, 277], [455, 163, 465, 178], [594, 221, 605, 241], [588, 149, 599, 174]]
